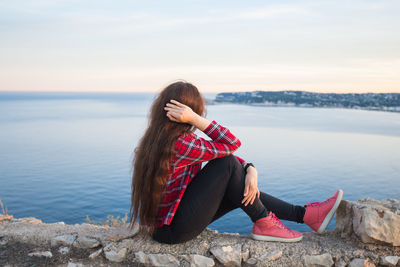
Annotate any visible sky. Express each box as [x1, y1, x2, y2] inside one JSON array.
[[0, 0, 399, 93]]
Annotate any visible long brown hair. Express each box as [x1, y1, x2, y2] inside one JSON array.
[[129, 81, 205, 235]]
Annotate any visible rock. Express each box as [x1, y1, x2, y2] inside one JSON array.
[[304, 253, 334, 267], [89, 248, 103, 259], [107, 224, 139, 242], [67, 262, 84, 267], [20, 217, 42, 224], [380, 256, 399, 266], [0, 236, 7, 246], [335, 260, 347, 267], [241, 248, 249, 262], [58, 246, 70, 254], [135, 251, 180, 266], [352, 250, 364, 257], [244, 257, 258, 266], [210, 244, 242, 267], [51, 234, 77, 246], [182, 254, 215, 267], [0, 215, 13, 222], [260, 250, 283, 262], [104, 242, 128, 262], [73, 236, 100, 248], [104, 247, 127, 262], [103, 238, 134, 262], [135, 251, 148, 264], [28, 251, 53, 258], [336, 198, 400, 246], [200, 241, 209, 249], [52, 221, 65, 225], [348, 258, 376, 267]]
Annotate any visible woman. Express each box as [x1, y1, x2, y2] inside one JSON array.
[[129, 81, 343, 244]]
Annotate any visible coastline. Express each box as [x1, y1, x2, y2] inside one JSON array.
[[208, 100, 400, 113]]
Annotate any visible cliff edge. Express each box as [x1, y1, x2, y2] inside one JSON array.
[[1, 198, 399, 267]]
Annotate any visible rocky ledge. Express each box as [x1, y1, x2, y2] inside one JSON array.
[[0, 198, 399, 267]]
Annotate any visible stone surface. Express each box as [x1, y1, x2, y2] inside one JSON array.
[[28, 251, 53, 258], [67, 262, 84, 267], [210, 244, 242, 267], [336, 198, 400, 246], [89, 248, 103, 259], [135, 251, 180, 266], [260, 250, 283, 262], [58, 246, 70, 254], [245, 257, 258, 265], [348, 258, 376, 267], [182, 254, 215, 267], [73, 235, 100, 248], [20, 217, 42, 224], [1, 209, 400, 267], [51, 234, 77, 246], [241, 248, 249, 262], [304, 253, 334, 267], [104, 242, 128, 262], [335, 259, 347, 267], [380, 255, 399, 266], [0, 237, 7, 246]]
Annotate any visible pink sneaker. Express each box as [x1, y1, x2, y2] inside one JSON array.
[[304, 189, 343, 233], [251, 211, 303, 242]]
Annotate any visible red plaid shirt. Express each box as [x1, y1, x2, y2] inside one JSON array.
[[156, 120, 247, 227]]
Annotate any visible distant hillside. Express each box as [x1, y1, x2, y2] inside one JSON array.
[[214, 91, 400, 112]]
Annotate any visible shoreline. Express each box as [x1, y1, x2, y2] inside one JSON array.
[[209, 101, 400, 113]]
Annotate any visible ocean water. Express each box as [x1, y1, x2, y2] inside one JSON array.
[[0, 92, 399, 235]]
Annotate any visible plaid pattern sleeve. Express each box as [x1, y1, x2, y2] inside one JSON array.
[[156, 120, 244, 227], [174, 120, 242, 167]]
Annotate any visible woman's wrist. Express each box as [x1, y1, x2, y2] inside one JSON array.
[[244, 163, 254, 171], [245, 164, 257, 174], [191, 113, 211, 131]]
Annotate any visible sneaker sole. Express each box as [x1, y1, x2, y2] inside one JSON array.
[[250, 233, 303, 243], [317, 189, 343, 233]]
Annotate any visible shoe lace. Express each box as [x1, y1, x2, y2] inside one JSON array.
[[306, 201, 321, 207], [269, 212, 291, 231], [307, 195, 333, 207]]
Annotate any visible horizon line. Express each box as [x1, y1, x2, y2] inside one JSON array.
[[1, 89, 400, 94]]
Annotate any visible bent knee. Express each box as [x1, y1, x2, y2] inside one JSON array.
[[210, 154, 242, 169]]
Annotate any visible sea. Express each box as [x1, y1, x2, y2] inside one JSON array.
[[0, 92, 399, 234]]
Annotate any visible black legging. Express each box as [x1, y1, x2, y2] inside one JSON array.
[[152, 155, 306, 244]]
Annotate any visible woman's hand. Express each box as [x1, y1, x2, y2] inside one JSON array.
[[164, 100, 211, 131], [241, 166, 260, 206], [164, 99, 197, 124]]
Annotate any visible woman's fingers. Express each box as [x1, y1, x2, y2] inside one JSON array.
[[243, 186, 249, 197], [164, 105, 182, 113], [245, 193, 255, 206], [242, 186, 259, 206], [165, 103, 182, 109], [167, 113, 178, 122], [170, 99, 186, 107], [242, 190, 255, 206]]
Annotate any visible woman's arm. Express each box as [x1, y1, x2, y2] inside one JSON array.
[[165, 99, 242, 166], [166, 99, 260, 205]]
